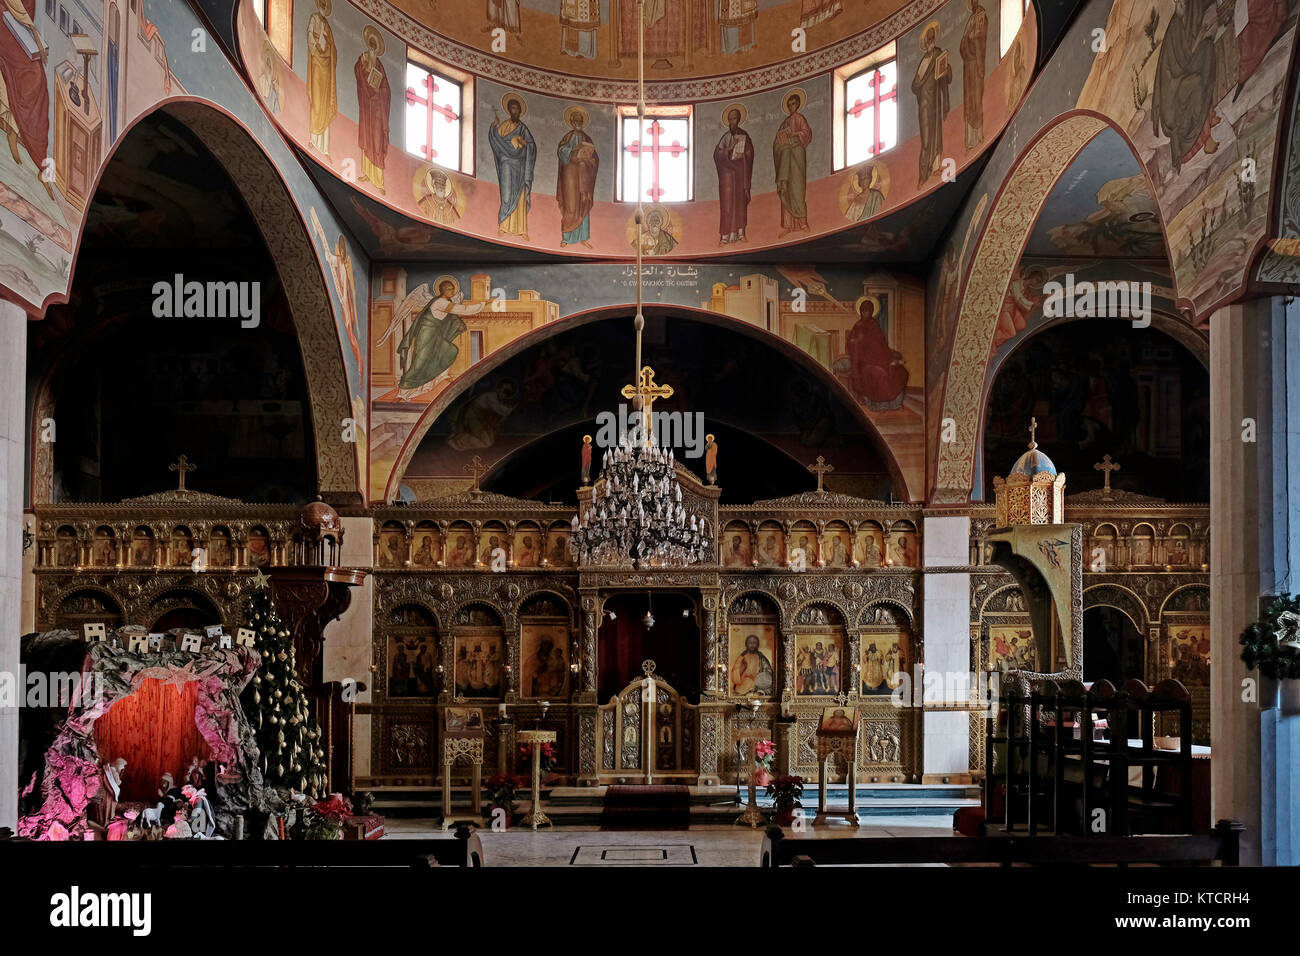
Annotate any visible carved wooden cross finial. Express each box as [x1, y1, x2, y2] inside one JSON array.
[[1094, 454, 1121, 494], [807, 456, 834, 492], [464, 455, 486, 491], [836, 691, 850, 707], [1027, 417, 1038, 449], [620, 366, 674, 440], [169, 455, 196, 492]]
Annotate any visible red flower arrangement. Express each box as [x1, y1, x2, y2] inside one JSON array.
[[519, 741, 558, 774], [754, 739, 776, 771], [486, 773, 525, 811], [311, 793, 353, 822]]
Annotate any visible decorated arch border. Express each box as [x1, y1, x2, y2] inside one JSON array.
[[31, 102, 359, 503], [932, 113, 1111, 503], [164, 102, 361, 500]]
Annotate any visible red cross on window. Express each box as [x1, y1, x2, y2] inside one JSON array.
[[624, 119, 687, 202], [405, 72, 459, 162], [847, 64, 897, 157]]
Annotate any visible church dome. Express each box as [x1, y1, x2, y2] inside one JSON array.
[[992, 418, 1066, 527], [1010, 447, 1057, 478], [298, 496, 341, 534]]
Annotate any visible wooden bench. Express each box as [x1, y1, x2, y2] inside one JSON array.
[[759, 819, 1242, 867], [0, 823, 485, 867]]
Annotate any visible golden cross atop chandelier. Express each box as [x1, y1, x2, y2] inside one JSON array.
[[567, 3, 710, 569]]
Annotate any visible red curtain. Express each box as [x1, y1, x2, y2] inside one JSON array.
[[92, 678, 212, 802], [597, 593, 701, 702]]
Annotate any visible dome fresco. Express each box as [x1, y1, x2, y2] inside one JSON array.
[[236, 0, 1038, 259]]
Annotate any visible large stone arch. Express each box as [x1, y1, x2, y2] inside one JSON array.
[[32, 100, 359, 504], [932, 112, 1151, 504], [379, 304, 915, 505], [973, 306, 1209, 495]]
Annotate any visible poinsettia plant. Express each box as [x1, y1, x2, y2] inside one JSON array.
[[486, 773, 524, 811], [519, 741, 558, 775], [1240, 594, 1300, 680], [766, 774, 805, 811], [754, 739, 776, 772]]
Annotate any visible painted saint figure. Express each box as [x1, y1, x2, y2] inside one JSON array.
[[704, 433, 717, 484], [354, 26, 391, 193], [256, 37, 283, 114], [309, 209, 363, 379], [636, 208, 678, 255], [718, 0, 758, 54], [487, 0, 522, 34], [773, 90, 812, 236], [0, 0, 51, 194], [561, 0, 600, 58], [845, 296, 908, 408], [1232, 0, 1290, 99], [393, 279, 486, 400], [959, 0, 987, 149], [844, 162, 887, 221], [490, 95, 537, 241], [556, 107, 598, 247], [799, 0, 841, 28], [911, 21, 951, 186], [714, 106, 754, 245], [412, 535, 436, 566], [730, 633, 775, 696], [724, 534, 750, 567], [415, 166, 461, 224], [1152, 0, 1220, 177], [307, 0, 337, 154], [580, 434, 593, 484], [619, 0, 687, 64]]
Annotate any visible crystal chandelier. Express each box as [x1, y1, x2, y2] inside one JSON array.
[[568, 3, 710, 570], [569, 436, 710, 567]]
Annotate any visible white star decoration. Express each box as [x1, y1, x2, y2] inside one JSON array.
[[1274, 611, 1300, 651]]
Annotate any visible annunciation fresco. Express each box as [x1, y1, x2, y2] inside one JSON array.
[[368, 262, 927, 502]]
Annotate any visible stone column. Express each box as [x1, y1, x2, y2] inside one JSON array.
[[0, 301, 26, 829], [920, 514, 972, 783], [1209, 297, 1300, 865], [320, 516, 375, 785]]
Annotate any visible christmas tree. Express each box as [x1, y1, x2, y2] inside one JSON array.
[[240, 583, 328, 797]]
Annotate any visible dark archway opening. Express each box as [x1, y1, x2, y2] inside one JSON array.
[[32, 110, 316, 503], [983, 321, 1209, 501], [405, 312, 899, 505], [1082, 605, 1144, 685], [598, 592, 700, 703]]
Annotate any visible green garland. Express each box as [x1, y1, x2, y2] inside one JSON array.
[[1239, 594, 1300, 680]]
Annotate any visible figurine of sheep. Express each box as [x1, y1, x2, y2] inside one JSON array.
[[139, 802, 166, 828]]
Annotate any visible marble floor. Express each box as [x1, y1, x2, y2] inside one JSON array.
[[382, 815, 956, 866]]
